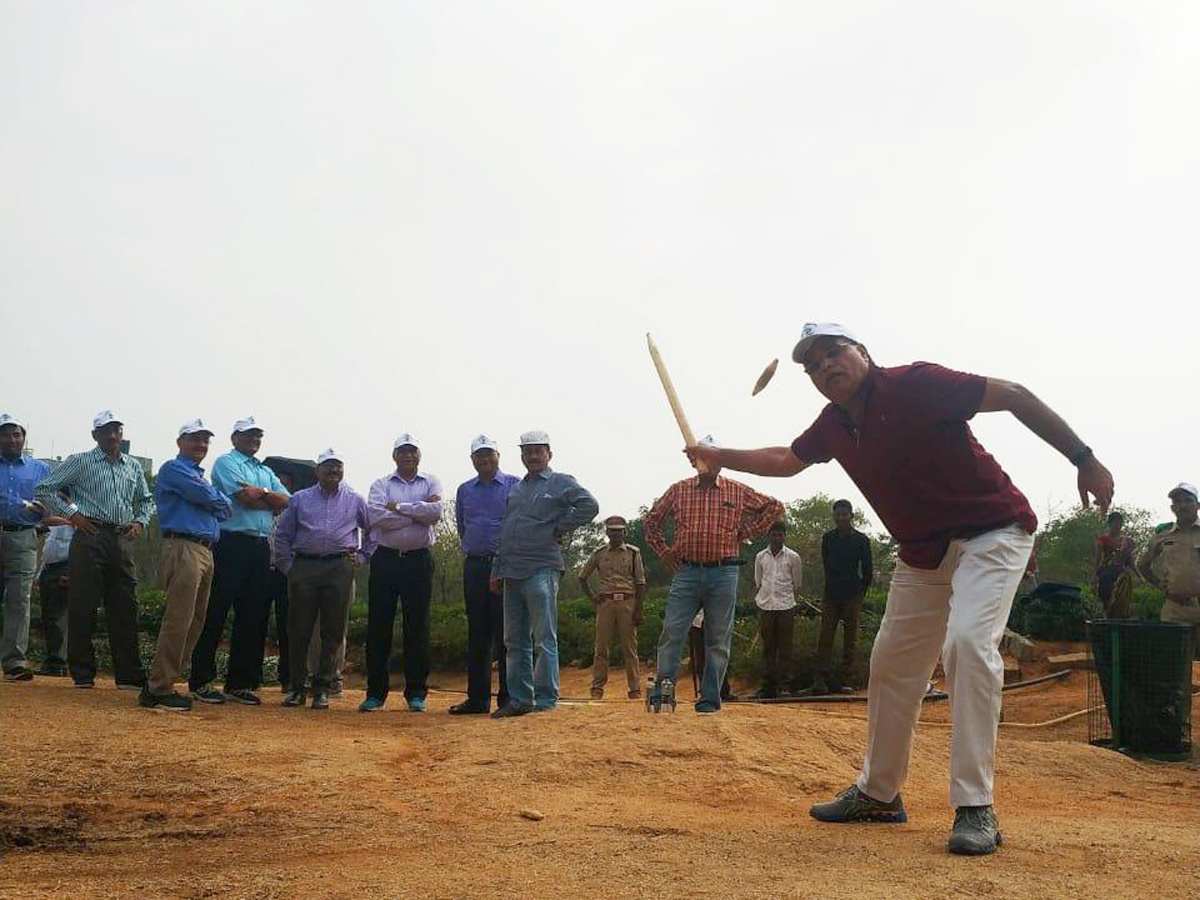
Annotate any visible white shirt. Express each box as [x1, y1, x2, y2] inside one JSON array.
[[754, 545, 802, 611], [38, 524, 75, 574]]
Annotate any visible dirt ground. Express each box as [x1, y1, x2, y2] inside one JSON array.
[[2, 659, 1199, 900]]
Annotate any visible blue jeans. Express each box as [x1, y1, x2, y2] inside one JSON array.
[[502, 568, 561, 710], [655, 565, 739, 709]]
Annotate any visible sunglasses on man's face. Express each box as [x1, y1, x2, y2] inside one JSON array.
[[802, 341, 854, 375]]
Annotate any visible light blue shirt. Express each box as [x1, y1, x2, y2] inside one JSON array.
[[210, 450, 289, 537], [491, 468, 599, 580]]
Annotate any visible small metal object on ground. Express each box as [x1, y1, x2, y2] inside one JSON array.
[[646, 678, 677, 713]]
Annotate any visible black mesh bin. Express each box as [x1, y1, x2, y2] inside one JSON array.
[[1087, 619, 1193, 761]]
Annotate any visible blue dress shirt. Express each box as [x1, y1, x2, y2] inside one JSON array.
[[0, 455, 50, 526], [155, 456, 233, 542], [455, 471, 520, 556]]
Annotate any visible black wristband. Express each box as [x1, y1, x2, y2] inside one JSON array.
[[1068, 445, 1093, 467]]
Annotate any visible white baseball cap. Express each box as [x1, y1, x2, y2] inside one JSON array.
[[93, 410, 122, 429], [519, 429, 551, 446], [178, 418, 214, 437], [0, 413, 26, 431], [697, 434, 720, 448], [1169, 482, 1198, 501], [317, 448, 344, 465], [470, 434, 499, 454], [393, 433, 420, 450], [791, 322, 861, 364], [232, 416, 263, 434]]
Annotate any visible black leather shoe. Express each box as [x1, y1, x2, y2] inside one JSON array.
[[449, 701, 489, 715], [283, 690, 306, 707], [311, 691, 329, 710], [948, 805, 1002, 855], [490, 705, 531, 719]]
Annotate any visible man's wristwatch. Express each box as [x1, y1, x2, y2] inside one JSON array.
[[1068, 446, 1093, 467]]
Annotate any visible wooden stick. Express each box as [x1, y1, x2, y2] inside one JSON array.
[[646, 333, 708, 473]]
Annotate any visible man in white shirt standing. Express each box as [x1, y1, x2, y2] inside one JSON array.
[[753, 521, 803, 698], [36, 521, 75, 676]]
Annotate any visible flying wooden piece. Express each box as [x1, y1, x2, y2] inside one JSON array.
[[752, 358, 779, 396]]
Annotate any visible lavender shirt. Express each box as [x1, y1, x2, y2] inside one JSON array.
[[368, 470, 444, 552], [272, 483, 376, 574]]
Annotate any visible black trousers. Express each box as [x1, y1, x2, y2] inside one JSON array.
[[267, 568, 290, 688], [189, 532, 271, 692], [463, 555, 508, 709], [67, 529, 143, 684], [38, 561, 70, 667], [366, 546, 432, 701]]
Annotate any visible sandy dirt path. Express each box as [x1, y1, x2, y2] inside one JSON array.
[[2, 669, 1198, 900]]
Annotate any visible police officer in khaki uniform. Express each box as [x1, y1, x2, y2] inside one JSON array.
[[1138, 482, 1200, 656], [579, 515, 646, 699]]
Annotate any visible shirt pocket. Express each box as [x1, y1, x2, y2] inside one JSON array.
[[714, 500, 740, 538], [528, 493, 561, 524]]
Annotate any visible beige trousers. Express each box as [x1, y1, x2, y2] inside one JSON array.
[[857, 525, 1033, 808], [148, 539, 215, 695], [591, 594, 640, 695]]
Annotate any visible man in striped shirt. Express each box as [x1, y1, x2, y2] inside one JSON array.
[[644, 435, 783, 713], [35, 411, 156, 689]]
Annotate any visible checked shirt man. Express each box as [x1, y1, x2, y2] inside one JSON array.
[[645, 435, 783, 714]]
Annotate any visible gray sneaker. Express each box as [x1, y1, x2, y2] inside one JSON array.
[[948, 805, 1002, 855], [810, 785, 907, 823]]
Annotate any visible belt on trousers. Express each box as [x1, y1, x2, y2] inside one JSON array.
[[163, 531, 214, 549], [85, 519, 122, 531], [0, 522, 34, 532], [680, 558, 743, 568], [221, 531, 268, 541], [377, 546, 430, 559], [295, 551, 352, 561]]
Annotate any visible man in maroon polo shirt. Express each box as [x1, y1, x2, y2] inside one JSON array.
[[689, 322, 1113, 856]]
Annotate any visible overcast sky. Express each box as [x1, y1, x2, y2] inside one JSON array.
[[3, 2, 1197, 534]]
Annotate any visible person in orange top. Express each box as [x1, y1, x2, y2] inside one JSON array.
[[644, 435, 783, 713]]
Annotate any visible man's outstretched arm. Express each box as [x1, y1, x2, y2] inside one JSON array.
[[687, 445, 810, 478], [978, 378, 1114, 512]]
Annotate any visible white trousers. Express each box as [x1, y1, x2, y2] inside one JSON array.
[[857, 524, 1034, 808]]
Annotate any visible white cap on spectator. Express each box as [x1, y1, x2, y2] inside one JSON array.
[[232, 416, 263, 434], [93, 410, 122, 429], [470, 434, 499, 454], [393, 433, 420, 450], [791, 322, 861, 364], [178, 418, 214, 437], [317, 448, 344, 465], [519, 429, 551, 446], [1169, 482, 1198, 501], [0, 413, 26, 431]]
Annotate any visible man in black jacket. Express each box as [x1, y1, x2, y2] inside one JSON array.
[[810, 499, 873, 693]]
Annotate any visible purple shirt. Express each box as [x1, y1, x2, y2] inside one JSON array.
[[367, 470, 444, 552], [272, 483, 376, 574], [455, 471, 520, 556]]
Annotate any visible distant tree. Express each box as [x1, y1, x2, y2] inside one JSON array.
[[428, 500, 464, 604]]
